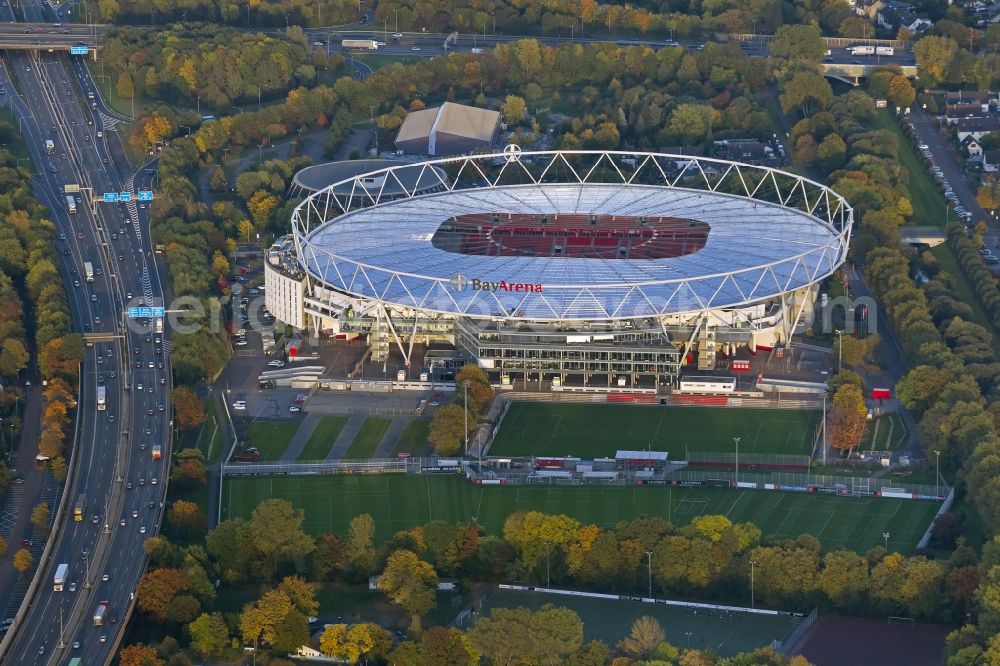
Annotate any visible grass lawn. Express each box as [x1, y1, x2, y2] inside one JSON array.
[[298, 416, 349, 461], [481, 589, 796, 656], [489, 403, 820, 460], [244, 421, 299, 461], [353, 54, 423, 70], [872, 110, 947, 227], [197, 398, 226, 464], [931, 244, 1000, 355], [393, 420, 431, 457], [223, 474, 939, 554], [344, 418, 391, 459]]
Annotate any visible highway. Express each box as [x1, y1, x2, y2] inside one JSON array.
[[0, 21, 918, 69], [0, 0, 170, 662]]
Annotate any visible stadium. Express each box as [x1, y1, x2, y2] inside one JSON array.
[[265, 149, 852, 389]]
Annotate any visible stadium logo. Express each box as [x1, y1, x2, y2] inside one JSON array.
[[448, 273, 542, 294]]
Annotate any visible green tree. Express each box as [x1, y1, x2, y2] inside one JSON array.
[[914, 35, 958, 85], [469, 605, 584, 666], [188, 612, 229, 657], [248, 499, 316, 574], [379, 549, 438, 633], [770, 24, 825, 63], [346, 513, 377, 574], [666, 104, 715, 144], [780, 71, 833, 117]]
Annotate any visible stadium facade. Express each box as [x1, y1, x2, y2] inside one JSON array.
[[266, 150, 852, 390]]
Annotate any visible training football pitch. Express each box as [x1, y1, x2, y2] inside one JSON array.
[[488, 403, 820, 460], [223, 475, 937, 553], [479, 588, 798, 657]]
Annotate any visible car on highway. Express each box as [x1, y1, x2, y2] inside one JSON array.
[[69, 582, 77, 592], [91, 514, 99, 524], [140, 525, 147, 534], [102, 573, 109, 581], [289, 405, 301, 412], [119, 518, 126, 526], [132, 509, 139, 518], [72, 641, 79, 649], [411, 46, 421, 51], [137, 383, 143, 391], [268, 360, 285, 368], [90, 294, 97, 302], [232, 400, 246, 411]]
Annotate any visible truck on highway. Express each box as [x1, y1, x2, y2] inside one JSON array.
[[66, 195, 76, 214], [84, 261, 94, 282], [93, 601, 108, 626], [342, 39, 381, 50], [849, 46, 875, 56], [53, 563, 68, 591], [73, 493, 86, 521], [876, 46, 895, 56], [152, 445, 162, 461], [97, 385, 106, 411], [45, 139, 54, 154], [155, 317, 164, 334]]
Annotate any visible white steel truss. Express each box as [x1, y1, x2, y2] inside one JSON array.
[[290, 150, 852, 323]]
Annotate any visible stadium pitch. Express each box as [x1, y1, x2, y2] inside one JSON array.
[[223, 475, 937, 553], [487, 403, 820, 460], [479, 588, 798, 657]]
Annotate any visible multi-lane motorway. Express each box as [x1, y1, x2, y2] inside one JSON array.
[[0, 1, 170, 664]]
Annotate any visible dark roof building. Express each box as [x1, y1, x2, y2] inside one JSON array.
[[395, 102, 501, 156]]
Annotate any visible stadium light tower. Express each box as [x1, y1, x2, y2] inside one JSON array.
[[733, 436, 741, 485], [935, 450, 941, 499], [883, 531, 890, 552], [750, 560, 756, 609], [545, 541, 551, 588], [646, 551, 653, 598]]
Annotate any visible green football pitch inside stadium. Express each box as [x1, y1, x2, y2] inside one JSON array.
[[223, 474, 938, 554], [487, 403, 821, 460], [479, 588, 799, 656]]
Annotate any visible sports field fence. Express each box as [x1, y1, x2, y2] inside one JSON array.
[[775, 607, 819, 654], [685, 450, 811, 470]]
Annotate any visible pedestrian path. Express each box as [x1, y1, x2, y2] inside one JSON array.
[[281, 413, 324, 461], [372, 418, 408, 458], [326, 416, 365, 460]]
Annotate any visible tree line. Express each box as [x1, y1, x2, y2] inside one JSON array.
[[0, 135, 81, 483], [97, 0, 358, 28], [775, 36, 1000, 664], [120, 496, 980, 663]]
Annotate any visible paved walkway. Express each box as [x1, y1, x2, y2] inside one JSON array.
[[325, 415, 365, 460], [373, 418, 408, 458], [281, 413, 324, 461]]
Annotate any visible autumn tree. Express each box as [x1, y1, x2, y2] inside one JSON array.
[[379, 549, 438, 633], [119, 644, 164, 666], [502, 95, 527, 123], [137, 568, 188, 622], [780, 71, 833, 117], [828, 384, 868, 452], [240, 588, 308, 651], [320, 623, 393, 663], [116, 72, 134, 99], [167, 500, 208, 540], [171, 386, 205, 431], [310, 533, 346, 581], [618, 616, 666, 659], [170, 448, 208, 488], [469, 605, 584, 665], [30, 502, 50, 536], [390, 626, 480, 666], [12, 548, 32, 576], [428, 404, 467, 456], [278, 575, 319, 617]]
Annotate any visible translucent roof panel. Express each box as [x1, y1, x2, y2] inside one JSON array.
[[298, 183, 847, 321]]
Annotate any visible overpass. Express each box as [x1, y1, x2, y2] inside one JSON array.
[[823, 61, 918, 85], [900, 226, 947, 247], [0, 22, 105, 50]]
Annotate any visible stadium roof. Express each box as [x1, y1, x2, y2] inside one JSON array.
[[396, 102, 500, 144], [292, 159, 448, 195], [292, 151, 852, 322]]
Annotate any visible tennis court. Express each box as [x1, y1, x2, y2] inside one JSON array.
[[488, 403, 819, 460], [478, 588, 798, 657], [223, 475, 937, 553]]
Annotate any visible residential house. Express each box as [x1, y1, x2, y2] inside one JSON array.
[[956, 116, 1000, 142], [854, 0, 885, 19], [876, 6, 899, 30], [899, 12, 934, 32], [961, 135, 984, 158], [983, 149, 1000, 172], [713, 139, 782, 166], [946, 103, 989, 123], [945, 91, 994, 109]]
